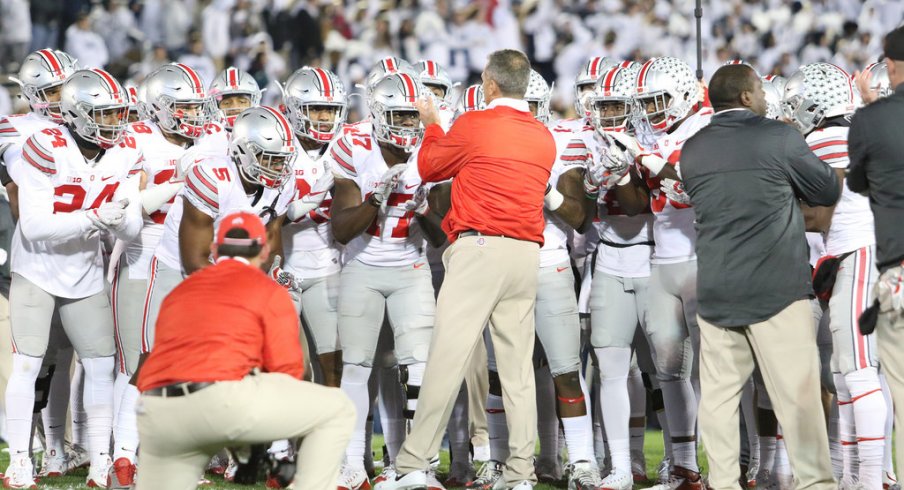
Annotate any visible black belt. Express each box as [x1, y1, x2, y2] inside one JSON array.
[[601, 239, 655, 249], [144, 381, 215, 397], [458, 230, 506, 239]]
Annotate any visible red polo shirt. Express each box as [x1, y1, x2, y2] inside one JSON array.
[[137, 258, 303, 391], [418, 98, 556, 245]]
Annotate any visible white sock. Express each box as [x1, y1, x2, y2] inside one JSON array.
[[81, 356, 115, 467], [660, 378, 698, 472], [42, 356, 71, 457], [6, 354, 43, 458], [757, 436, 776, 478], [377, 365, 405, 462], [880, 373, 896, 480], [486, 390, 509, 462], [596, 347, 632, 473], [835, 373, 859, 482], [447, 385, 471, 468], [562, 414, 594, 464], [70, 361, 87, 448], [340, 364, 372, 471], [627, 365, 646, 462], [112, 384, 139, 462], [829, 402, 843, 479], [535, 366, 558, 467], [774, 431, 791, 479], [846, 367, 886, 489], [591, 372, 606, 469], [112, 369, 128, 427]]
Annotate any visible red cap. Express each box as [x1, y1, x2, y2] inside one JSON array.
[[215, 211, 267, 248]]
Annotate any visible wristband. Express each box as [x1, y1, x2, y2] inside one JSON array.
[[616, 173, 631, 186], [639, 154, 667, 177], [544, 187, 565, 211]]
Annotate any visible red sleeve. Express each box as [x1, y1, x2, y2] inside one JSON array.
[[417, 118, 474, 182], [260, 286, 304, 379]]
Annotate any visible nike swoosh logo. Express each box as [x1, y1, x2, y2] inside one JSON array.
[[405, 184, 418, 190], [556, 267, 568, 273], [413, 263, 425, 269], [101, 175, 114, 181]]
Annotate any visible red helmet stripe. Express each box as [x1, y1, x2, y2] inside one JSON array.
[[619, 60, 632, 68], [263, 106, 294, 143], [92, 68, 121, 99], [314, 68, 332, 98], [175, 63, 203, 95], [37, 49, 63, 78], [602, 68, 620, 97], [764, 74, 776, 81], [385, 58, 396, 72], [228, 67, 238, 89], [589, 57, 602, 78], [467, 87, 476, 109], [637, 59, 656, 93], [427, 61, 437, 77], [399, 74, 417, 103]]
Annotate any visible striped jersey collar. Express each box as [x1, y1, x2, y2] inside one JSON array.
[[487, 97, 529, 112]]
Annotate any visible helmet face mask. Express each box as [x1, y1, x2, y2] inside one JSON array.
[[369, 73, 424, 153], [210, 67, 262, 130], [376, 109, 422, 151], [636, 92, 673, 125], [144, 64, 215, 140], [217, 93, 254, 127], [632, 57, 698, 133], [590, 63, 641, 134], [574, 57, 617, 118], [230, 107, 297, 189], [284, 67, 348, 143], [60, 69, 129, 149], [592, 99, 633, 130], [15, 50, 79, 122]]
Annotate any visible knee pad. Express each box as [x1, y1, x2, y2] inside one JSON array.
[[80, 356, 115, 409], [596, 347, 631, 380], [844, 367, 882, 400], [343, 364, 373, 386]]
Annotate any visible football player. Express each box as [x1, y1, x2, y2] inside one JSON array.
[[558, 57, 617, 132], [4, 68, 143, 488], [209, 66, 262, 131]]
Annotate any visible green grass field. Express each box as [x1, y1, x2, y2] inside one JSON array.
[[1, 430, 700, 489]]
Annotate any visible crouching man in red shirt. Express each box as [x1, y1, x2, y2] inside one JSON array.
[[135, 211, 354, 490]]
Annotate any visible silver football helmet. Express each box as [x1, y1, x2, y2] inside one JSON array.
[[783, 62, 856, 134], [633, 57, 699, 132], [524, 70, 551, 124], [574, 56, 617, 118], [761, 75, 787, 120], [458, 84, 486, 113], [369, 72, 424, 152], [60, 69, 129, 149], [283, 67, 348, 143], [13, 49, 79, 122], [209, 67, 262, 130], [229, 106, 297, 189], [589, 62, 641, 133], [143, 63, 215, 139], [862, 61, 891, 99], [364, 57, 415, 96], [414, 60, 453, 100]]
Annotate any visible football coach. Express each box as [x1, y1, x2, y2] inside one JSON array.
[[377, 49, 557, 490]]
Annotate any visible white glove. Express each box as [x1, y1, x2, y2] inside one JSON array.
[[637, 153, 668, 177], [403, 185, 430, 215], [87, 199, 129, 230], [370, 164, 407, 206], [605, 131, 640, 159], [585, 144, 631, 194], [288, 171, 335, 222], [660, 178, 690, 205], [877, 268, 904, 314], [269, 255, 300, 292]]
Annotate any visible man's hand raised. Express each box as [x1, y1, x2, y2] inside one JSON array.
[[416, 96, 441, 128]]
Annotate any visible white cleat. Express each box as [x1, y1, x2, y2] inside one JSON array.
[[466, 460, 503, 490], [373, 470, 428, 490], [86, 456, 112, 488], [373, 465, 398, 486], [426, 468, 446, 490], [600, 470, 634, 490], [3, 458, 37, 489], [39, 448, 68, 477], [655, 458, 671, 485], [337, 464, 372, 490], [66, 443, 90, 472], [568, 461, 604, 490]]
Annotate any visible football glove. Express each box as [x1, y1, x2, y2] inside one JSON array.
[[87, 199, 129, 230], [269, 255, 300, 292], [660, 178, 690, 205], [288, 171, 335, 222], [403, 185, 430, 215], [370, 164, 408, 206]]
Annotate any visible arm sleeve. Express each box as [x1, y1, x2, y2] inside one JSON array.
[[18, 136, 93, 242], [417, 120, 472, 182], [560, 137, 591, 170], [111, 175, 143, 242], [327, 134, 357, 179], [260, 287, 305, 379], [182, 164, 219, 218], [783, 128, 841, 207], [846, 112, 869, 193]]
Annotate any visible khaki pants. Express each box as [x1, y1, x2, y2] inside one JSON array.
[[876, 266, 904, 474], [136, 373, 354, 490], [465, 339, 489, 449], [396, 236, 540, 486], [697, 300, 834, 490]]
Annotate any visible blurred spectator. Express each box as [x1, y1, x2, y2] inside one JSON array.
[[91, 0, 141, 66], [65, 12, 108, 69], [132, 44, 171, 82], [202, 0, 233, 70], [162, 0, 194, 54], [1, 0, 32, 73], [29, 0, 63, 51], [178, 33, 217, 87]]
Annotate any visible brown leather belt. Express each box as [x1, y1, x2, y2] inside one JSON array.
[[458, 230, 506, 239], [144, 381, 215, 397]]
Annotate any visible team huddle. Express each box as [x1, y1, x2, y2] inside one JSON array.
[[0, 46, 894, 490]]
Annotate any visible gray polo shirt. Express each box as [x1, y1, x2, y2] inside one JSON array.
[[681, 109, 840, 327], [847, 83, 904, 273]]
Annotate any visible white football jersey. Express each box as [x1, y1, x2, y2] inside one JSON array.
[[154, 156, 295, 271], [0, 113, 59, 183], [327, 130, 425, 267], [806, 125, 874, 256], [643, 107, 712, 264], [542, 121, 585, 268], [282, 148, 341, 280], [566, 128, 654, 278], [123, 120, 229, 280], [12, 126, 143, 298]]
